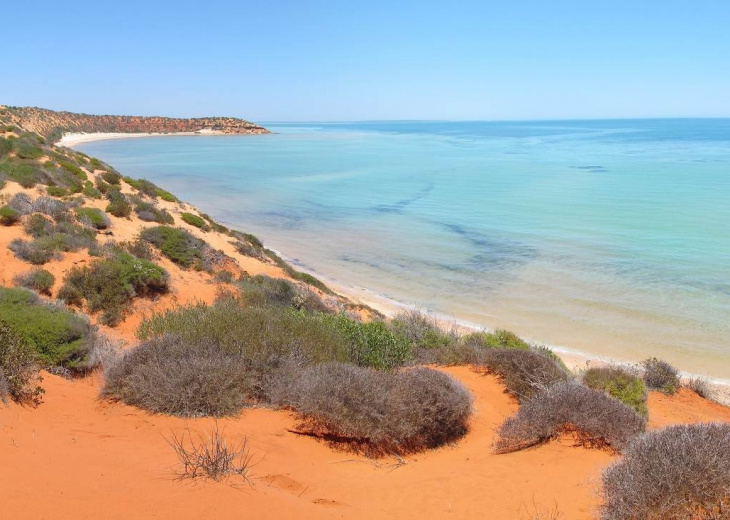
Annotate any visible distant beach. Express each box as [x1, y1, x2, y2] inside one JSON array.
[[56, 129, 226, 147]]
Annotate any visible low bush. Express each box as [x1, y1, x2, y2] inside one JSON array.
[[319, 314, 412, 370], [390, 310, 458, 350], [120, 238, 155, 260], [481, 348, 569, 401], [0, 205, 20, 226], [124, 177, 176, 201], [14, 268, 55, 295], [464, 329, 531, 350], [583, 365, 648, 416], [685, 377, 712, 399], [642, 357, 680, 395], [105, 189, 132, 218], [9, 219, 96, 264], [46, 186, 69, 197], [60, 252, 169, 325], [140, 225, 207, 268], [0, 320, 43, 404], [58, 161, 86, 181], [13, 139, 43, 160], [31, 196, 70, 220], [181, 212, 208, 229], [101, 170, 121, 184], [82, 180, 102, 199], [137, 300, 348, 366], [495, 382, 646, 454], [75, 207, 110, 229], [238, 274, 329, 313], [601, 423, 730, 520], [7, 192, 33, 214], [0, 160, 46, 188], [0, 287, 90, 367], [0, 136, 12, 157], [133, 199, 174, 224], [269, 363, 472, 455], [103, 335, 251, 416]]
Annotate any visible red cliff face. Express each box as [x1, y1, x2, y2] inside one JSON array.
[[2, 106, 270, 142]]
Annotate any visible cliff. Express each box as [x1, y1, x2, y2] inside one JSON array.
[[1, 105, 269, 142]]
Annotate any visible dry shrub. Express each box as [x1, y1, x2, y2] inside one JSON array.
[[685, 377, 713, 400], [167, 424, 253, 482], [601, 423, 730, 520], [270, 362, 472, 456], [102, 335, 252, 417], [0, 367, 9, 405], [390, 309, 459, 350], [238, 274, 329, 313], [642, 357, 680, 395], [0, 320, 43, 404], [481, 348, 569, 401], [495, 382, 646, 454]]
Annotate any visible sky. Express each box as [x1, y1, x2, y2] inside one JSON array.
[[2, 1, 729, 121]]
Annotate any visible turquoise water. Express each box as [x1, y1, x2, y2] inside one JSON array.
[[77, 119, 730, 378]]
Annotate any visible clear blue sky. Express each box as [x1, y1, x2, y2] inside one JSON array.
[[2, 1, 729, 121]]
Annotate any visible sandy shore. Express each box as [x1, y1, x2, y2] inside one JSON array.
[[56, 129, 226, 147]]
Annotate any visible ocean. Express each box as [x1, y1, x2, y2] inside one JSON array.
[[76, 119, 730, 379]]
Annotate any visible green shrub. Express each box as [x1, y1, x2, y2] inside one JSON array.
[[0, 205, 21, 226], [82, 180, 102, 199], [9, 220, 96, 264], [181, 212, 207, 229], [0, 137, 12, 157], [120, 238, 155, 260], [75, 207, 109, 229], [495, 382, 646, 454], [140, 225, 207, 268], [14, 268, 55, 295], [642, 357, 680, 395], [1, 160, 45, 188], [0, 320, 43, 404], [101, 170, 121, 184], [319, 314, 412, 370], [59, 161, 87, 181], [24, 213, 54, 237], [0, 287, 90, 367], [105, 189, 132, 218], [583, 366, 648, 416], [238, 274, 329, 313], [47, 186, 69, 197], [463, 329, 531, 350], [269, 363, 472, 456], [133, 199, 174, 224], [60, 252, 169, 326], [158, 189, 177, 202], [13, 139, 43, 160], [137, 299, 348, 366]]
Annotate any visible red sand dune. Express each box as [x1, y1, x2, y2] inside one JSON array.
[[2, 366, 729, 519]]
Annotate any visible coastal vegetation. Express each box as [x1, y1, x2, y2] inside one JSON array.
[[0, 107, 728, 518]]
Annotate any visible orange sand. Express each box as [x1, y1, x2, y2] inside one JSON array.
[[1, 366, 728, 520]]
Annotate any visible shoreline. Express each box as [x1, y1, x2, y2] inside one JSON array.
[[56, 130, 230, 147], [266, 246, 730, 404], [65, 134, 730, 405]]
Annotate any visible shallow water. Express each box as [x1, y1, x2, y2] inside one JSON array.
[[77, 119, 730, 379]]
